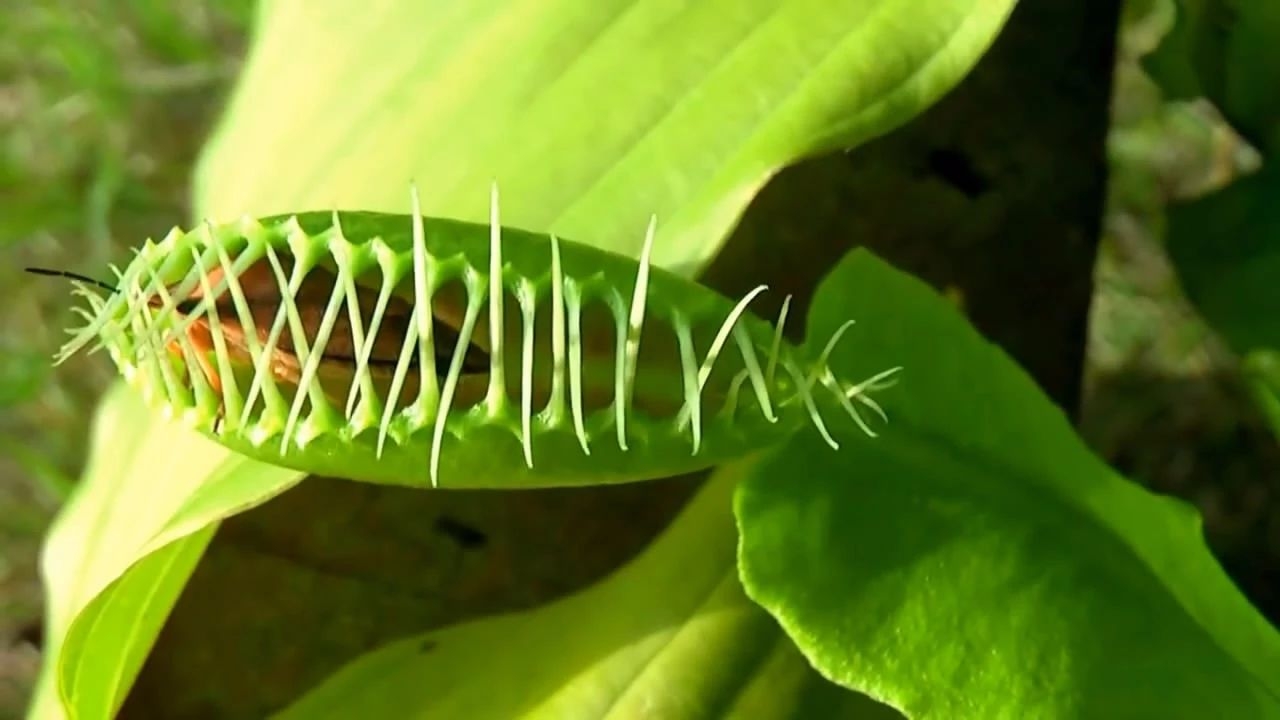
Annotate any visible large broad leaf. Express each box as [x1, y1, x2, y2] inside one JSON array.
[[736, 250, 1280, 718], [34, 0, 1018, 714], [1144, 0, 1280, 154], [28, 383, 304, 719], [273, 462, 902, 720], [194, 0, 1016, 271]]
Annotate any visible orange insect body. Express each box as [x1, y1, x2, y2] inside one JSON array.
[[166, 259, 491, 410], [36, 260, 489, 420]]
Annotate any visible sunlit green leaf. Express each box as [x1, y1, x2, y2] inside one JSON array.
[[195, 0, 1015, 273], [736, 250, 1280, 718], [28, 383, 304, 719], [34, 0, 1019, 714], [276, 464, 902, 720]]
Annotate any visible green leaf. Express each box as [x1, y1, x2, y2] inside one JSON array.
[[1144, 0, 1280, 154], [274, 463, 903, 720], [736, 249, 1280, 718], [45, 531, 211, 720], [28, 382, 305, 719], [35, 0, 1019, 712], [194, 0, 1016, 274], [1166, 165, 1280, 355]]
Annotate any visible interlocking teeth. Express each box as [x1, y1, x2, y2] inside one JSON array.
[[48, 184, 900, 488]]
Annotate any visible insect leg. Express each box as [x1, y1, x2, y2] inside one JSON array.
[[172, 326, 228, 433]]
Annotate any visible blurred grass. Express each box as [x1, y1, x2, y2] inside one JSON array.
[[0, 0, 1277, 717], [0, 1, 253, 715]]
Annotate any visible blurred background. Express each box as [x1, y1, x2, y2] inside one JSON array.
[[1, 1, 1276, 716]]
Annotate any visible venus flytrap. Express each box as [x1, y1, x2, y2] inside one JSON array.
[[43, 186, 902, 489]]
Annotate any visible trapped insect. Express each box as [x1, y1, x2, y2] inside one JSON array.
[[40, 186, 902, 489]]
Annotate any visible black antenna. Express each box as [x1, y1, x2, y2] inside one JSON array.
[[25, 267, 118, 294]]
